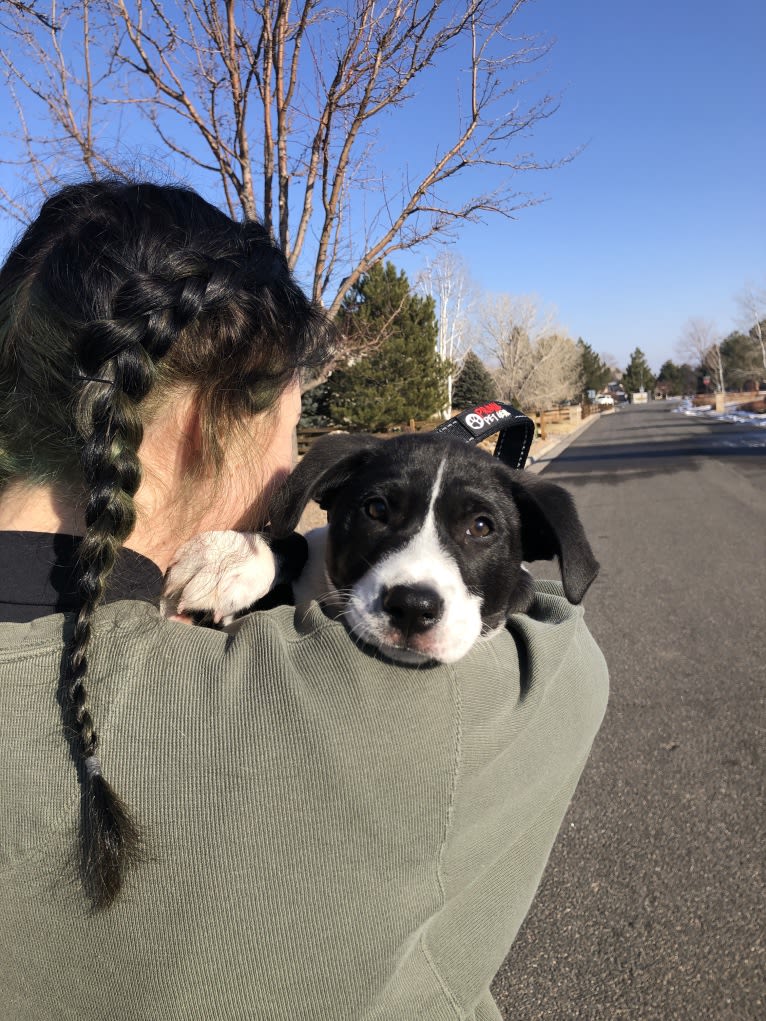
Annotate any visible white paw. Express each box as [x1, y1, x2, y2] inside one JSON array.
[[162, 531, 277, 623]]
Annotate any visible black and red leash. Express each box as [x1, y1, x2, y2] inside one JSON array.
[[432, 400, 534, 470]]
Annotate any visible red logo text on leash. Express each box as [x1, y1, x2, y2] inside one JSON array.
[[464, 403, 511, 433]]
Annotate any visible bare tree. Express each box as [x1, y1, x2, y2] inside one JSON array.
[[478, 293, 581, 412], [735, 280, 766, 376], [1, 1, 57, 29], [2, 0, 568, 319], [600, 352, 622, 380], [417, 250, 474, 415], [677, 317, 725, 393]]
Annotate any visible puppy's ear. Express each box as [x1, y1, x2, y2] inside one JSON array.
[[268, 433, 382, 537], [507, 472, 599, 604]]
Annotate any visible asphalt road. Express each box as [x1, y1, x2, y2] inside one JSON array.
[[490, 402, 765, 1020]]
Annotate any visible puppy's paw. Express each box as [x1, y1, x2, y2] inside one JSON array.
[[162, 531, 277, 624]]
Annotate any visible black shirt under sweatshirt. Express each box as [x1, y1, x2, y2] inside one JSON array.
[[0, 531, 164, 623]]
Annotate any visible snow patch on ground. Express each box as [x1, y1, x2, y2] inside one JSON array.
[[673, 399, 766, 428]]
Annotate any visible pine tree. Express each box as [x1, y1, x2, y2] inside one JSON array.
[[577, 338, 611, 394], [299, 380, 333, 427], [623, 348, 655, 394], [656, 360, 697, 396], [452, 350, 498, 409], [328, 262, 449, 431], [719, 331, 763, 390]]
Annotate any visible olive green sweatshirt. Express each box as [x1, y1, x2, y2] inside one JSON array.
[[0, 581, 607, 1020]]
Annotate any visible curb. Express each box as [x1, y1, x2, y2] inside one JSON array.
[[526, 410, 609, 475]]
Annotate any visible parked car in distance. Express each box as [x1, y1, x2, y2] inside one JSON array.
[[595, 394, 615, 406]]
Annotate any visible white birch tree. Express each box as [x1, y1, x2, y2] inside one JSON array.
[[677, 318, 726, 394], [417, 251, 474, 415], [735, 281, 766, 376]]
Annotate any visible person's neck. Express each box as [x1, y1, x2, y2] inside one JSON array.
[[0, 480, 81, 534], [0, 480, 180, 573]]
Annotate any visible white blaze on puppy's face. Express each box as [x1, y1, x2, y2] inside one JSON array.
[[344, 460, 484, 664], [161, 430, 596, 654]]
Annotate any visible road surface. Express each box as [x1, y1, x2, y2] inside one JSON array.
[[491, 402, 765, 1020]]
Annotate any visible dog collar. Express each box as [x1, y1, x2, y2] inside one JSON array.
[[432, 401, 535, 470]]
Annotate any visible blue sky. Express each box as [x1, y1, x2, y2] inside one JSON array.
[[0, 0, 763, 374], [394, 0, 765, 372]]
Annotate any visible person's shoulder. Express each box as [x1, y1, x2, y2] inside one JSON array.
[[221, 581, 607, 694], [455, 580, 608, 754], [90, 585, 606, 744]]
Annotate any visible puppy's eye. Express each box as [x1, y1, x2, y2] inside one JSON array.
[[365, 497, 388, 522], [467, 516, 493, 538]]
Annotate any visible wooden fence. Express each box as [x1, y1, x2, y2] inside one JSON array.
[[297, 403, 604, 455], [296, 427, 341, 456], [691, 390, 764, 410], [297, 418, 439, 455], [535, 404, 581, 441]]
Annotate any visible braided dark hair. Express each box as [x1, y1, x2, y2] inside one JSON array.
[[0, 181, 332, 908]]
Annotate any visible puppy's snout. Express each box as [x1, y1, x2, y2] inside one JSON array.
[[381, 584, 444, 635]]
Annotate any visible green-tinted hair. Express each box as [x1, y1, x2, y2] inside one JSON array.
[[0, 180, 333, 908]]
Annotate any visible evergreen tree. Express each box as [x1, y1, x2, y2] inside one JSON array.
[[656, 360, 697, 396], [577, 338, 611, 394], [623, 348, 655, 393], [328, 262, 449, 431], [720, 331, 763, 390], [452, 350, 498, 409], [299, 380, 333, 427]]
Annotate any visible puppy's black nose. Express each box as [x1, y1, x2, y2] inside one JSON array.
[[382, 585, 444, 635]]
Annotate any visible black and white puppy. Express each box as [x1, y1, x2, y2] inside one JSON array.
[[163, 432, 599, 664]]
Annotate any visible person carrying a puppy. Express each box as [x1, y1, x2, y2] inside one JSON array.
[[0, 180, 608, 1021]]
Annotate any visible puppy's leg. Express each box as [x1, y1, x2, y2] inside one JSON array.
[[162, 531, 278, 625]]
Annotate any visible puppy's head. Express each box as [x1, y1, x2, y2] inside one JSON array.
[[270, 433, 598, 663]]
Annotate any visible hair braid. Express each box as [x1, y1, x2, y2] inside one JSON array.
[[0, 179, 335, 910], [63, 305, 170, 908]]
